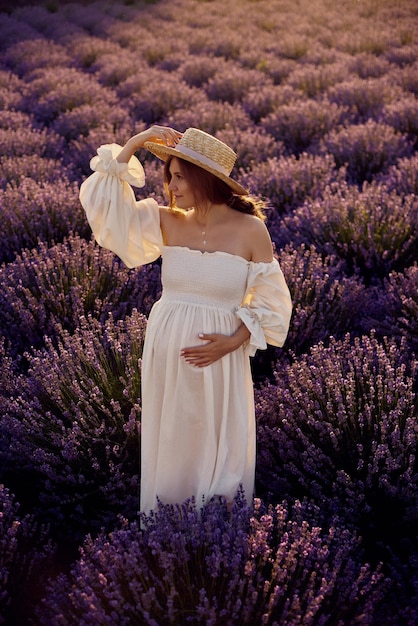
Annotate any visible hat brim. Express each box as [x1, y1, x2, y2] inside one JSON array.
[[144, 141, 248, 196]]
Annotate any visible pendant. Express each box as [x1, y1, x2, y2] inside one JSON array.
[[202, 230, 207, 245]]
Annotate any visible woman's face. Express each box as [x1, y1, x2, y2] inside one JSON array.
[[167, 157, 195, 209]]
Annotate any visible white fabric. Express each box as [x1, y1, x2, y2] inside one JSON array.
[[80, 144, 162, 267], [79, 145, 292, 515]]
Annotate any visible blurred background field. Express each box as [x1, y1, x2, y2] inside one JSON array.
[[0, 0, 417, 624]]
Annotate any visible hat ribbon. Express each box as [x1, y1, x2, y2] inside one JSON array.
[[175, 144, 231, 177]]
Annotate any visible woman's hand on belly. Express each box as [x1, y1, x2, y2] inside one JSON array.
[[180, 325, 250, 367]]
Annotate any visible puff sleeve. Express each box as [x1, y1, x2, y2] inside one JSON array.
[[235, 259, 292, 357], [79, 143, 163, 268]]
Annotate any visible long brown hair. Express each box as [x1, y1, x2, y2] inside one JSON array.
[[163, 157, 266, 221]]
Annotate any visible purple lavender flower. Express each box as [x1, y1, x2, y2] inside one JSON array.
[[205, 64, 269, 104], [1, 310, 146, 541], [0, 13, 41, 51], [166, 100, 251, 136], [37, 497, 385, 625], [319, 120, 412, 184], [117, 67, 207, 124], [0, 1, 417, 623], [275, 182, 418, 283], [255, 332, 417, 622], [377, 154, 418, 195], [261, 99, 349, 155], [381, 95, 418, 145], [181, 55, 228, 88], [239, 152, 343, 214], [3, 39, 71, 76], [367, 265, 418, 354], [327, 76, 404, 122], [0, 485, 55, 625], [0, 234, 161, 357], [348, 52, 393, 79], [276, 244, 368, 354], [19, 67, 120, 125], [0, 178, 87, 264]]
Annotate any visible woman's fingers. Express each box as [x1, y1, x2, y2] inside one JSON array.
[[180, 334, 234, 367], [147, 125, 182, 146]]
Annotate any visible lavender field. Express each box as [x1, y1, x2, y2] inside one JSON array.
[[0, 0, 417, 623]]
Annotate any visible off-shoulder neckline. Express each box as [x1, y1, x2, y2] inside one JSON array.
[[162, 245, 275, 266]]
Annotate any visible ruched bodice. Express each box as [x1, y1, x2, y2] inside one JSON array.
[[160, 246, 249, 311]]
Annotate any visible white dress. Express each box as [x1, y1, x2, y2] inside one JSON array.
[[79, 144, 292, 515]]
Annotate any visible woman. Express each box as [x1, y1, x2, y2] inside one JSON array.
[[79, 125, 292, 516]]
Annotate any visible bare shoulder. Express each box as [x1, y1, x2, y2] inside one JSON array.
[[159, 206, 187, 244], [159, 205, 187, 226], [159, 205, 185, 218], [241, 214, 274, 262]]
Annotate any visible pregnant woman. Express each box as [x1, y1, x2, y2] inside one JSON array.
[[79, 125, 292, 516]]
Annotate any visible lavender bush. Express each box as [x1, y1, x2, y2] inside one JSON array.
[[3, 38, 72, 76], [0, 154, 63, 188], [37, 496, 385, 626], [180, 55, 228, 88], [255, 54, 298, 84], [0, 0, 416, 623], [0, 485, 54, 626], [251, 244, 369, 383], [365, 265, 418, 355], [276, 183, 418, 283], [318, 120, 412, 184], [0, 13, 40, 51], [261, 99, 348, 156], [277, 245, 368, 355], [50, 100, 129, 142], [0, 310, 145, 541], [327, 76, 404, 123], [65, 121, 138, 179], [205, 65, 269, 104], [66, 35, 128, 70], [0, 235, 161, 358], [287, 62, 348, 98], [215, 126, 281, 171], [255, 333, 417, 622], [377, 153, 418, 195], [90, 49, 141, 87], [18, 66, 119, 125], [242, 83, 301, 123], [381, 95, 418, 146], [348, 52, 393, 79], [393, 59, 418, 95], [117, 67, 207, 125], [0, 178, 87, 264], [0, 123, 64, 160], [166, 99, 251, 136], [10, 4, 84, 41], [239, 152, 343, 213]]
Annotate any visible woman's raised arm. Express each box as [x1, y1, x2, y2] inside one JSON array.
[[117, 126, 182, 163]]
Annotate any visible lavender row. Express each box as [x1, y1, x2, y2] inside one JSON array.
[[0, 0, 417, 623], [1, 326, 416, 623], [37, 497, 386, 626], [0, 236, 416, 369]]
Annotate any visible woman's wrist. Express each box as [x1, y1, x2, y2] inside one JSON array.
[[116, 135, 145, 164], [231, 324, 251, 351]]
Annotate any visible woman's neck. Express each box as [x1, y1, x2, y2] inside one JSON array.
[[192, 203, 228, 227]]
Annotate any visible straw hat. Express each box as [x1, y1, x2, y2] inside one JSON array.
[[144, 128, 248, 196]]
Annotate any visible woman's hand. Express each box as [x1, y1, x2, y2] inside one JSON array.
[[117, 126, 182, 163], [138, 125, 183, 148], [180, 325, 251, 367]]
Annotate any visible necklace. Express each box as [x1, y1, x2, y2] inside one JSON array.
[[193, 209, 209, 246]]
